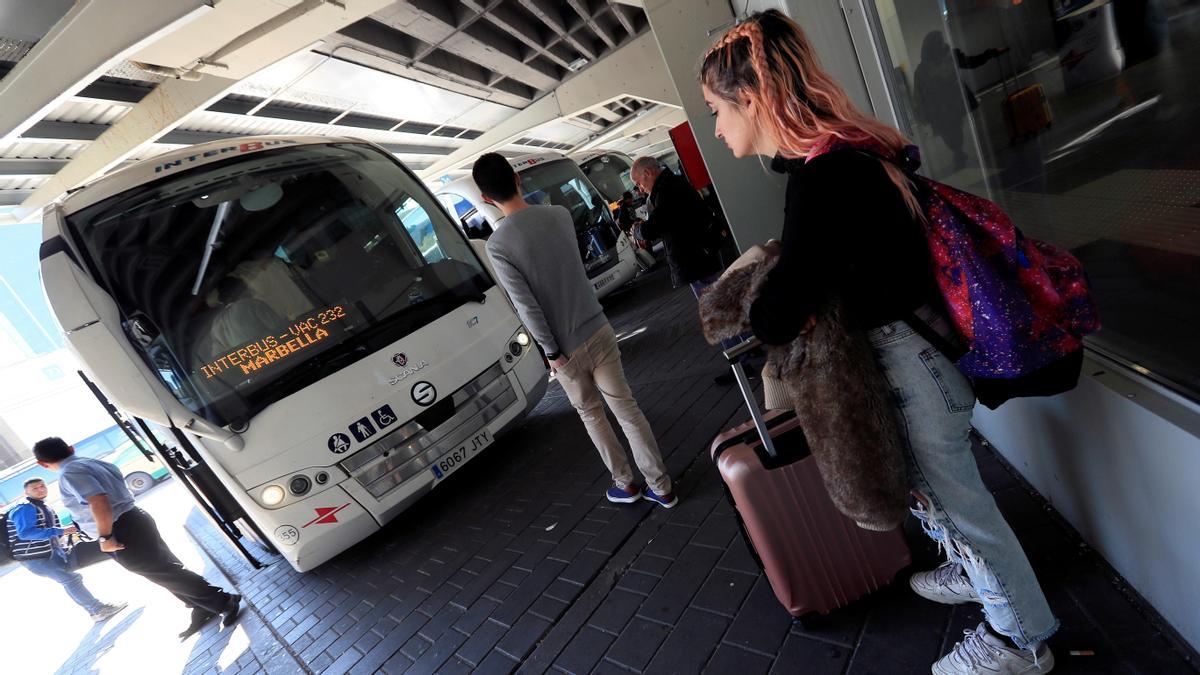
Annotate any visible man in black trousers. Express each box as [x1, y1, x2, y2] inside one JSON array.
[[33, 436, 241, 639], [631, 157, 752, 385]]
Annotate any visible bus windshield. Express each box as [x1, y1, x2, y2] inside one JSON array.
[[518, 159, 620, 275], [580, 154, 635, 203], [65, 143, 491, 428]]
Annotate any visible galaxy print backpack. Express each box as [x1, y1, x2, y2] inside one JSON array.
[[813, 141, 1099, 409]]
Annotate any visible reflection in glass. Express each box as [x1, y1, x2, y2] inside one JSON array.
[[867, 0, 1200, 397]]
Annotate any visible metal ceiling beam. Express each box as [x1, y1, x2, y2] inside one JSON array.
[[586, 106, 623, 123], [462, 0, 573, 72], [461, 17, 561, 83], [22, 116, 241, 147], [0, 159, 70, 175], [568, 0, 618, 50], [0, 62, 481, 141], [519, 0, 597, 61], [0, 190, 34, 206], [571, 104, 685, 153], [337, 16, 422, 60], [562, 116, 607, 133], [9, 0, 397, 221], [19, 119, 457, 157], [318, 37, 531, 108], [0, 0, 211, 144], [353, 2, 557, 97], [419, 31, 679, 179], [0, 63, 153, 105], [608, 1, 638, 36]]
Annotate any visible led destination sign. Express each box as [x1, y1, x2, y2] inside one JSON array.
[[200, 306, 347, 379]]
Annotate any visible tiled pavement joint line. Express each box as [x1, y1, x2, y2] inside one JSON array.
[[599, 655, 641, 673], [184, 514, 313, 675], [512, 401, 744, 675], [510, 510, 665, 675], [835, 600, 873, 667]]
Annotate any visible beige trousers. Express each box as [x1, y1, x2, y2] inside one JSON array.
[[555, 324, 672, 494]]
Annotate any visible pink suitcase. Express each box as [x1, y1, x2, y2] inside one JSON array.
[[712, 340, 911, 619]]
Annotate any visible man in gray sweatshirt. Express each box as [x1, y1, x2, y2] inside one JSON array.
[[472, 153, 675, 508]]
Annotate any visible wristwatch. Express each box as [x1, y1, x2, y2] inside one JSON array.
[[545, 350, 561, 361]]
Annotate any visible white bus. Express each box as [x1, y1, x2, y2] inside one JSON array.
[[437, 152, 640, 299], [571, 149, 638, 208], [39, 136, 548, 572]]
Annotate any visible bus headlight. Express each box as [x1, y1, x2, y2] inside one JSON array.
[[289, 475, 312, 496], [516, 331, 530, 347], [261, 485, 286, 506]]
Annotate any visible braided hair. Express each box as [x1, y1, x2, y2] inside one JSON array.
[[700, 10, 920, 216]]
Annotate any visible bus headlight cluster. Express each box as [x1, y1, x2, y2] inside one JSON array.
[[289, 475, 312, 496], [504, 328, 535, 366], [261, 485, 286, 506]]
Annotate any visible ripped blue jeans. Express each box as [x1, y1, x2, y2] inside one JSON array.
[[869, 318, 1059, 649]]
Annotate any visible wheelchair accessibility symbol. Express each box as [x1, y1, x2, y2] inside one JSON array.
[[372, 404, 397, 429]]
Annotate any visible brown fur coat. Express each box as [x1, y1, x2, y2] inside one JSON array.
[[698, 258, 909, 531]]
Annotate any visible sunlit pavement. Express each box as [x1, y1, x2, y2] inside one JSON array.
[[0, 480, 299, 675], [9, 268, 1196, 674]]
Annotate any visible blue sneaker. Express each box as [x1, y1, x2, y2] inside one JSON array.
[[643, 488, 678, 509], [606, 484, 641, 503]]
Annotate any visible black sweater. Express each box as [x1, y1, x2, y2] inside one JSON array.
[[639, 170, 723, 287], [749, 149, 935, 345]]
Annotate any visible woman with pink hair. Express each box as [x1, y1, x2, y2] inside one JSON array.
[[699, 10, 1058, 674]]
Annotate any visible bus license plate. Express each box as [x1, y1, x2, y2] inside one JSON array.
[[430, 429, 492, 482]]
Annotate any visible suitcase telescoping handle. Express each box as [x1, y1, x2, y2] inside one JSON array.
[[722, 337, 778, 459]]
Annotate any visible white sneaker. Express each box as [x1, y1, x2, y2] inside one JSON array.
[[90, 601, 128, 623], [932, 623, 1055, 674], [910, 561, 981, 605]]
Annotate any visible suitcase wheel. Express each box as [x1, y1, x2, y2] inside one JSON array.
[[793, 613, 829, 631]]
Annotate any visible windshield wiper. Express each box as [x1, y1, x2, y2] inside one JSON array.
[[246, 342, 371, 413], [191, 200, 232, 296]]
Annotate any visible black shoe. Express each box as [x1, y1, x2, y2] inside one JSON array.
[[179, 607, 218, 640], [221, 594, 243, 628]]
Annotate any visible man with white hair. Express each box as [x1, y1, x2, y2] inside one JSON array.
[[632, 157, 749, 384], [630, 157, 725, 293]]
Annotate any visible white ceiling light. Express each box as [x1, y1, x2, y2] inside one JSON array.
[[566, 57, 589, 72]]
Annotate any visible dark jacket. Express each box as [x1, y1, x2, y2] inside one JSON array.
[[749, 150, 935, 345], [639, 170, 723, 287]]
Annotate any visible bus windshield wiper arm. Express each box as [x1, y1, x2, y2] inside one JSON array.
[[191, 200, 232, 296]]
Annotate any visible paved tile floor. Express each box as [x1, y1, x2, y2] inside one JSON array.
[[0, 481, 302, 675], [182, 267, 1196, 674]]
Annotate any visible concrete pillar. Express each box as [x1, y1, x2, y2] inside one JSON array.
[[641, 0, 787, 252]]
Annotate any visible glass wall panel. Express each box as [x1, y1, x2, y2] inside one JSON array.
[[866, 0, 1200, 397]]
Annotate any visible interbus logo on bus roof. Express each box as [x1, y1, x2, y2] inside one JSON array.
[[152, 139, 297, 174]]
